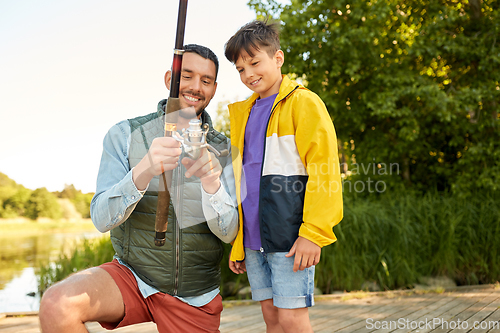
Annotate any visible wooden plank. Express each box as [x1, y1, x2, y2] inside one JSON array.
[[85, 322, 158, 333], [473, 308, 500, 333], [328, 296, 424, 332], [355, 293, 445, 333], [395, 292, 481, 333], [0, 316, 40, 333], [439, 294, 500, 333], [423, 291, 495, 333], [220, 303, 264, 332], [310, 301, 361, 330], [389, 293, 461, 333], [313, 296, 402, 331]]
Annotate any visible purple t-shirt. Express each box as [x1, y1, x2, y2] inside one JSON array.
[[242, 93, 278, 250]]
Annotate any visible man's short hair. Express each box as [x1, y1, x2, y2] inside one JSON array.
[[224, 19, 281, 64], [184, 44, 219, 81]]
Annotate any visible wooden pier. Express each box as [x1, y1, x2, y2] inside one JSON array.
[[1, 285, 499, 332]]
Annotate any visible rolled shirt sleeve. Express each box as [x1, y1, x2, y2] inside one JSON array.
[[201, 152, 238, 243], [90, 121, 147, 233]]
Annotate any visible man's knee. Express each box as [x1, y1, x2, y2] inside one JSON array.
[[39, 284, 72, 320], [39, 267, 125, 331], [39, 270, 97, 324], [39, 282, 75, 327]]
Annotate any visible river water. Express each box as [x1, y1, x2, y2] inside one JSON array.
[[0, 230, 104, 313]]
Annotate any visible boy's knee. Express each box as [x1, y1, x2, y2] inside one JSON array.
[[278, 307, 311, 331], [261, 300, 280, 326]]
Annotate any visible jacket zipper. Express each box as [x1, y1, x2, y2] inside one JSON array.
[[257, 86, 299, 251]]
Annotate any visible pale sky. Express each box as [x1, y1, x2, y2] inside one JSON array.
[[0, 0, 285, 193]]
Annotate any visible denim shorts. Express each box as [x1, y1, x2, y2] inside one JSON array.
[[244, 247, 315, 309]]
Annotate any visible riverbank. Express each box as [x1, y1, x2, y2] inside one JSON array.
[[0, 218, 97, 236], [0, 219, 104, 314]]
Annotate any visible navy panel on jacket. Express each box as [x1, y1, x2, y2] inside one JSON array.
[[259, 174, 308, 252]]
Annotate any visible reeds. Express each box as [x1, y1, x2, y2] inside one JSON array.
[[37, 236, 114, 294], [316, 190, 500, 293]]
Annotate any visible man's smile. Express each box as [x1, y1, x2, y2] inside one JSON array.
[[184, 95, 200, 103], [181, 92, 204, 107]]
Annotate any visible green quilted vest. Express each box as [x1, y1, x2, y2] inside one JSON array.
[[110, 99, 229, 297]]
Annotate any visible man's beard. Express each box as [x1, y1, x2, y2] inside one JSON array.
[[179, 106, 204, 119]]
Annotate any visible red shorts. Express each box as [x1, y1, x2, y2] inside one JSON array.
[[98, 260, 223, 333]]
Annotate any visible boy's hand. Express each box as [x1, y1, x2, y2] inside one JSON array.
[[285, 236, 321, 272], [228, 247, 246, 274], [182, 148, 222, 194], [229, 259, 246, 274]]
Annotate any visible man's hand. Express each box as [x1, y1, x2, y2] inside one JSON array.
[[285, 236, 321, 272], [133, 137, 182, 190], [182, 148, 222, 194]]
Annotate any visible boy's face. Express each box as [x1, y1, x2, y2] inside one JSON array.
[[165, 52, 217, 117], [235, 48, 284, 99]]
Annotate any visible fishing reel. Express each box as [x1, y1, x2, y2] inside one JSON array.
[[172, 119, 229, 159]]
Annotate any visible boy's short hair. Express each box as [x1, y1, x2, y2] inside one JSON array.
[[184, 44, 219, 80], [224, 19, 281, 64]]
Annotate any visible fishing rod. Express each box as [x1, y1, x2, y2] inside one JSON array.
[[154, 0, 188, 246]]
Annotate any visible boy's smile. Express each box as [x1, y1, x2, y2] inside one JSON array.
[[235, 48, 284, 99], [250, 78, 262, 86]]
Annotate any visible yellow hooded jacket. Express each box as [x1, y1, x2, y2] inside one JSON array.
[[228, 75, 343, 261]]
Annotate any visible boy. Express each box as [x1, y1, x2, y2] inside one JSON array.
[[224, 20, 343, 332]]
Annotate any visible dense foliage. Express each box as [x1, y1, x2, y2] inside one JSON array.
[[0, 173, 93, 220], [249, 0, 500, 193]]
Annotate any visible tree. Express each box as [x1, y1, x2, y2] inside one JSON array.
[[2, 187, 32, 217], [0, 173, 32, 218], [25, 187, 62, 220], [56, 184, 93, 218], [249, 0, 500, 193], [213, 99, 232, 137]]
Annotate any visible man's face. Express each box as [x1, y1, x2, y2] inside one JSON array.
[[166, 52, 218, 118]]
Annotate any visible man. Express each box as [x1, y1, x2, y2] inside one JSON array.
[[39, 44, 238, 333]]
